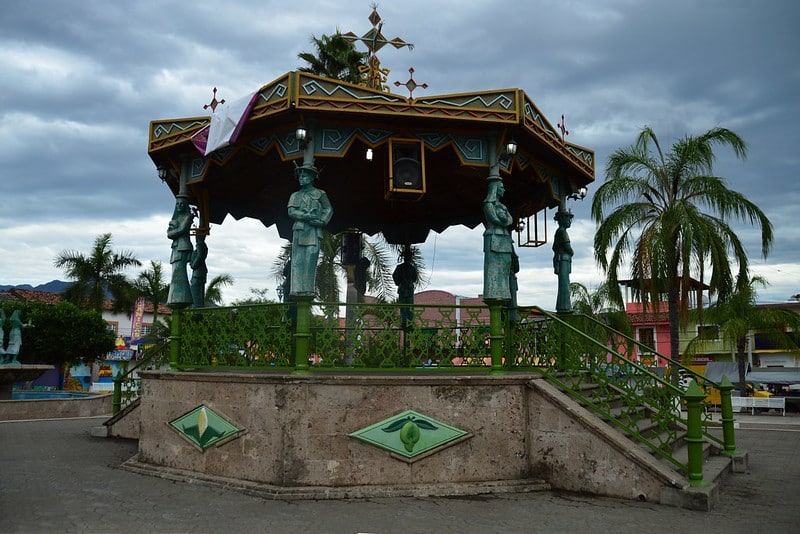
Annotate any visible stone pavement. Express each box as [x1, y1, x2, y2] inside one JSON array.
[[1, 413, 799, 533]]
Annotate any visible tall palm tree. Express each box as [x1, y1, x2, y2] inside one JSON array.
[[134, 260, 168, 329], [298, 31, 367, 84], [204, 274, 234, 306], [55, 233, 142, 313], [591, 126, 773, 380], [685, 275, 800, 395]]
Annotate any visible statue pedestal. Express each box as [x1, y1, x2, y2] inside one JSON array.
[[0, 364, 55, 400]]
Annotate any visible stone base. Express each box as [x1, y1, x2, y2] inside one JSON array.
[[0, 365, 54, 400], [129, 370, 735, 509], [121, 456, 550, 500]]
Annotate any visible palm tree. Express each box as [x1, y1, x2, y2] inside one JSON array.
[[134, 261, 168, 331], [569, 281, 632, 338], [204, 274, 234, 306], [271, 232, 402, 317], [298, 31, 367, 84], [55, 233, 142, 313], [591, 127, 773, 381], [685, 275, 800, 395]]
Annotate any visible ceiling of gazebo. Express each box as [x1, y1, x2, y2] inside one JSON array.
[[148, 71, 594, 244]]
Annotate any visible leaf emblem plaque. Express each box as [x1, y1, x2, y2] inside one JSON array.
[[349, 410, 470, 462]]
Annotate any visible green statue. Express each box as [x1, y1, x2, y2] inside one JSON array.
[[0, 309, 32, 365], [190, 233, 208, 308], [393, 244, 418, 325], [288, 164, 333, 297], [482, 177, 514, 301], [167, 196, 194, 306], [553, 210, 574, 313]]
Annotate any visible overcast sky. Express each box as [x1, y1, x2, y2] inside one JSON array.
[[1, 0, 798, 306]]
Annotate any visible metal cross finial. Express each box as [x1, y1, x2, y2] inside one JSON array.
[[558, 114, 569, 143], [203, 87, 225, 112], [343, 5, 414, 91], [394, 67, 428, 102]]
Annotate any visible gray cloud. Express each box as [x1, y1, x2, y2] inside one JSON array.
[[1, 0, 797, 304]]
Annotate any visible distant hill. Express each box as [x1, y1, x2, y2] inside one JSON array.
[[0, 280, 73, 294]]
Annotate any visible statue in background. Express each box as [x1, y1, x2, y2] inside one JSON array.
[[393, 244, 418, 326], [288, 164, 333, 297], [482, 177, 514, 301], [190, 233, 208, 308], [553, 210, 574, 313], [167, 196, 194, 306], [0, 309, 32, 364]]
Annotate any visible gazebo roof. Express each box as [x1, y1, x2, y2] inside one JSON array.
[[148, 71, 594, 244]]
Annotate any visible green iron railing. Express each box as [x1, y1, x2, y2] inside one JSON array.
[[112, 339, 169, 415], [176, 302, 493, 371], [170, 300, 736, 482]]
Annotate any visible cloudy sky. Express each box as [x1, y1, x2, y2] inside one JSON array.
[[1, 0, 798, 306]]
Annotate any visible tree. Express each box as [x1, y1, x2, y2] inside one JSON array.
[[232, 287, 275, 305], [271, 233, 418, 315], [591, 127, 773, 381], [569, 281, 632, 338], [54, 233, 141, 313], [298, 31, 367, 84], [134, 260, 168, 329], [204, 274, 234, 306], [4, 301, 115, 368], [685, 275, 800, 395]]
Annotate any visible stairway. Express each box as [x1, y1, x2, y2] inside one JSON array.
[[540, 371, 741, 510]]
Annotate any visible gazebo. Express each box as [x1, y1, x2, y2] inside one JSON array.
[[127, 15, 743, 509]]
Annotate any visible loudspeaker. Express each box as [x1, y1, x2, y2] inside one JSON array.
[[388, 139, 426, 198]]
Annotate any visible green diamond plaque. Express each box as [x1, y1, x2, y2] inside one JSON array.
[[168, 404, 244, 451], [349, 410, 470, 462]]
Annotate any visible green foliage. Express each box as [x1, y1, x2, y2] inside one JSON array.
[[686, 275, 800, 394], [232, 287, 275, 305], [298, 31, 367, 84], [569, 281, 633, 340], [591, 126, 773, 370], [134, 260, 168, 326], [3, 301, 115, 367], [205, 274, 234, 306], [54, 233, 141, 313]]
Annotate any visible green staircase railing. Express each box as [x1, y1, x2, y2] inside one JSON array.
[[512, 307, 736, 478], [112, 339, 169, 415]]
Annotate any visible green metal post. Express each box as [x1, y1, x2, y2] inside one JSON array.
[[169, 305, 185, 369], [717, 375, 738, 456], [112, 373, 122, 415], [487, 300, 505, 373], [683, 381, 708, 487], [294, 296, 312, 373]]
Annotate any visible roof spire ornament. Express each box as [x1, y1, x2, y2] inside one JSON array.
[[558, 114, 569, 144], [394, 67, 428, 103], [344, 4, 414, 91], [203, 87, 225, 113]]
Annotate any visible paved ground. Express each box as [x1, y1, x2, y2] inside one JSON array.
[[1, 413, 799, 533]]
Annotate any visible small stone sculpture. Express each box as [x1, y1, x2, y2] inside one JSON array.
[[0, 309, 32, 365]]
